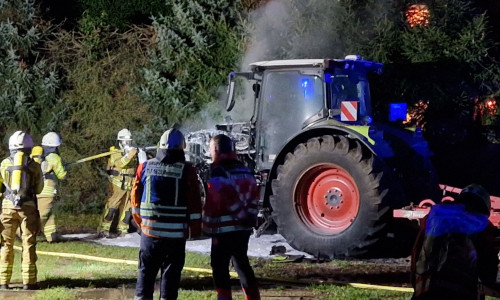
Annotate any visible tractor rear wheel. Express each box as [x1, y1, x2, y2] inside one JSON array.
[[270, 135, 396, 258]]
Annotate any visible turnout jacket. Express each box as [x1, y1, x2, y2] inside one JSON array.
[[107, 146, 137, 191], [39, 150, 66, 197], [202, 155, 259, 235], [131, 149, 202, 239]]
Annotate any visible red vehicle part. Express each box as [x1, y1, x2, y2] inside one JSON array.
[[296, 165, 360, 234], [393, 184, 500, 227]]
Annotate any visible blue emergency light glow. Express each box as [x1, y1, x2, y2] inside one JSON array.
[[389, 103, 407, 122], [324, 73, 333, 83], [301, 78, 311, 99], [301, 79, 309, 88]]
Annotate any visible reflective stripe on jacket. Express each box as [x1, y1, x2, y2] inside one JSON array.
[[131, 155, 202, 239], [39, 152, 66, 197], [108, 148, 137, 191], [202, 158, 259, 235]]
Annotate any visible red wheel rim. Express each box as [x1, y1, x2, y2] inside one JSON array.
[[295, 164, 360, 234]]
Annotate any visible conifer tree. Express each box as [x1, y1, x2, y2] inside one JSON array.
[[368, 0, 499, 126], [0, 0, 59, 138], [138, 0, 245, 132]]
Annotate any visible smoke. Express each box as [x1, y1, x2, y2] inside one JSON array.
[[227, 0, 348, 124], [184, 0, 393, 131], [242, 0, 293, 66], [243, 0, 345, 64]]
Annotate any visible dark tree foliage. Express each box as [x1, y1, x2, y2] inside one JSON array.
[[76, 0, 169, 31], [0, 0, 60, 153], [369, 0, 499, 128], [138, 0, 245, 134]]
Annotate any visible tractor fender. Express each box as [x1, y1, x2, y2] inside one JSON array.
[[263, 124, 388, 208]]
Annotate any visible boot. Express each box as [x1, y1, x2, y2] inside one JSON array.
[[23, 283, 39, 290], [48, 232, 63, 243], [106, 230, 122, 239], [216, 288, 232, 300], [243, 285, 260, 300]]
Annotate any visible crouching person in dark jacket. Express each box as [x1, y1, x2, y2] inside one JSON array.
[[411, 184, 499, 300], [203, 134, 260, 300], [131, 129, 202, 300]]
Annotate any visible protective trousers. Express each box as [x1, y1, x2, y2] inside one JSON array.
[[37, 196, 57, 242], [0, 206, 39, 285], [135, 234, 186, 300], [100, 184, 130, 235], [211, 231, 260, 300]]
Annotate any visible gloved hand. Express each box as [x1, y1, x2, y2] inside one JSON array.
[[138, 148, 147, 164], [127, 147, 138, 159]]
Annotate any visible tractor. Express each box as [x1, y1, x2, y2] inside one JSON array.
[[185, 55, 441, 258]]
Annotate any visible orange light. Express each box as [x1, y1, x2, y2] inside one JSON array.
[[403, 99, 428, 127], [486, 99, 496, 109], [480, 98, 497, 117], [406, 4, 430, 28]]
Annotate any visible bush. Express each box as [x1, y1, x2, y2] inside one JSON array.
[[44, 26, 154, 214]]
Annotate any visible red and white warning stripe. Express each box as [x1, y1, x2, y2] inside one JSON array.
[[341, 101, 358, 121]]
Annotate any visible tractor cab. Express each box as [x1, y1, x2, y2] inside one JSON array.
[[226, 55, 384, 170]]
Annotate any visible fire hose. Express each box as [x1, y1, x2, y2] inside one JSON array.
[[64, 146, 157, 167], [13, 246, 413, 293], [13, 245, 500, 296]]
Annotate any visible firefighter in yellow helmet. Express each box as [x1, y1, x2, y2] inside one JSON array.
[[0, 131, 43, 290], [99, 128, 138, 238], [37, 132, 66, 242]]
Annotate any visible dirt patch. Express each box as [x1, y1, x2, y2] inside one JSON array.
[[258, 257, 412, 288]]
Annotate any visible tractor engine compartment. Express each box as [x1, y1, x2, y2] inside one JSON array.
[[184, 122, 255, 180]]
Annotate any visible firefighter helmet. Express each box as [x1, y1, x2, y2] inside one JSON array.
[[117, 128, 132, 141], [457, 183, 491, 215], [8, 131, 34, 150], [31, 145, 43, 164], [41, 132, 62, 147], [159, 129, 185, 150]]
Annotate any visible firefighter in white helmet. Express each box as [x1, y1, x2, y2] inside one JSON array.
[[132, 128, 201, 300], [0, 131, 43, 290], [99, 128, 138, 238], [37, 132, 66, 242]]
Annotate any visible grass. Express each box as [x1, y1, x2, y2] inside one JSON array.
[[0, 213, 416, 299], [54, 212, 101, 233], [0, 239, 414, 300]]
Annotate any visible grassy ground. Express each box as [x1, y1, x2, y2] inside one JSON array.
[[17, 213, 494, 300], [0, 238, 414, 300]]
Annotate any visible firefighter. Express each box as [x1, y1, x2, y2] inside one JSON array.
[[36, 132, 67, 242], [203, 134, 260, 300], [131, 128, 202, 300], [0, 131, 43, 290], [411, 184, 499, 300], [99, 128, 138, 238]]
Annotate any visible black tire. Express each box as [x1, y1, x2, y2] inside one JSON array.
[[270, 135, 398, 258]]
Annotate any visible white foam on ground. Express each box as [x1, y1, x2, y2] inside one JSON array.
[[63, 233, 312, 259]]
